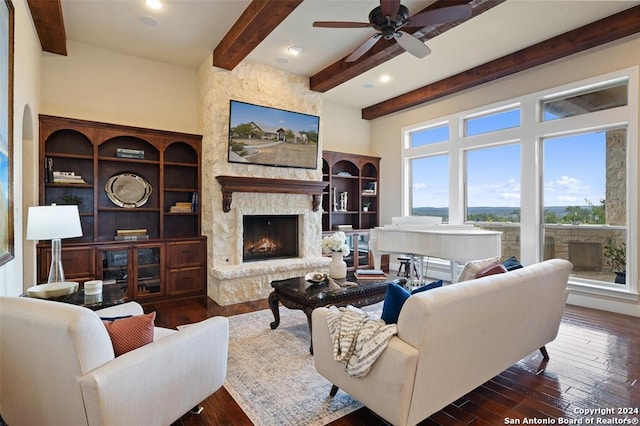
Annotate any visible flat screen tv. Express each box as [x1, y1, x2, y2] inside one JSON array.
[[228, 100, 320, 169]]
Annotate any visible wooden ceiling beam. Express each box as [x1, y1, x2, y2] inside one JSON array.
[[213, 0, 303, 70], [310, 0, 505, 93], [362, 5, 640, 120], [26, 0, 67, 56]]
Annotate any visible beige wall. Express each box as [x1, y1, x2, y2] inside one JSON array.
[[321, 100, 371, 155], [0, 0, 42, 296], [370, 35, 640, 315], [40, 40, 199, 134]]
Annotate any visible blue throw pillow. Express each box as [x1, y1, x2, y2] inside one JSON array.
[[410, 280, 443, 294], [502, 256, 523, 271], [381, 283, 411, 324]]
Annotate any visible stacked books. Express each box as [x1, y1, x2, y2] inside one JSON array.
[[114, 228, 149, 241], [354, 269, 387, 280], [169, 202, 193, 213], [53, 171, 86, 184]]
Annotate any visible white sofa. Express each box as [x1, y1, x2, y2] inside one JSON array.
[[0, 298, 228, 426], [312, 258, 572, 426]]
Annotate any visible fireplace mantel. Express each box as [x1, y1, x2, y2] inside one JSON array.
[[216, 175, 327, 212]]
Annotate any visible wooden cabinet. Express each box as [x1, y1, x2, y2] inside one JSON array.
[[322, 151, 387, 271], [36, 115, 206, 304]]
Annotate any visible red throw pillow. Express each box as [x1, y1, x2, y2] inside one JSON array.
[[103, 312, 156, 356], [475, 261, 508, 279]]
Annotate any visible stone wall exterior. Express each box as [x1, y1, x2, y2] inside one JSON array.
[[197, 58, 328, 304]]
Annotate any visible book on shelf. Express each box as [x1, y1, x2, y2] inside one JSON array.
[[170, 206, 193, 213], [169, 201, 194, 212], [116, 147, 145, 159], [354, 269, 387, 280], [44, 157, 54, 183], [114, 234, 150, 241], [53, 177, 87, 184], [116, 228, 148, 236], [332, 224, 353, 230]]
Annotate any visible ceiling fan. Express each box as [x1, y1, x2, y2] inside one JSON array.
[[313, 0, 472, 62]]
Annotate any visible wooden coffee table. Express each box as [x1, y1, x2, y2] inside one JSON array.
[[269, 275, 406, 352]]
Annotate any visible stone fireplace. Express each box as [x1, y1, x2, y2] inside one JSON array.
[[198, 60, 327, 305], [207, 176, 330, 305]]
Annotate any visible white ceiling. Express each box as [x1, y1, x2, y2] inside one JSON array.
[[60, 0, 640, 109]]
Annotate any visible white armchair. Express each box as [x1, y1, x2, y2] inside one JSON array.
[[0, 297, 228, 426]]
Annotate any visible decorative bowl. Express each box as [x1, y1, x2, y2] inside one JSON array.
[[305, 272, 327, 284], [26, 282, 79, 299]]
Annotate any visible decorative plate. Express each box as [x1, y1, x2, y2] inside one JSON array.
[[105, 172, 152, 208], [305, 272, 327, 284]]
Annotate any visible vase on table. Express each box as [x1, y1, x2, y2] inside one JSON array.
[[328, 251, 347, 279]]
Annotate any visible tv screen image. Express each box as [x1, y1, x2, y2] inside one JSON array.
[[228, 100, 320, 169]]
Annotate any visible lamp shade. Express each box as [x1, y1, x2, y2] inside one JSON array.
[[26, 205, 83, 241]]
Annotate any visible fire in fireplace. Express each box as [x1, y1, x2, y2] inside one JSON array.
[[243, 215, 299, 262]]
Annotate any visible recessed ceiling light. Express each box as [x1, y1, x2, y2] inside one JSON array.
[[276, 57, 289, 64], [288, 46, 303, 56], [145, 0, 163, 10], [379, 74, 391, 83], [140, 15, 160, 26]]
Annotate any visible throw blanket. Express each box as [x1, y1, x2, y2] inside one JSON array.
[[326, 305, 397, 378]]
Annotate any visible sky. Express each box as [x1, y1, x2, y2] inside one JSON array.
[[229, 101, 320, 133], [411, 110, 614, 209]]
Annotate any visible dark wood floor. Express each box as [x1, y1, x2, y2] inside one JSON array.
[[149, 297, 640, 426]]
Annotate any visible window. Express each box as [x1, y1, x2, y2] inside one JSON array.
[[410, 155, 449, 221], [464, 107, 520, 136], [402, 69, 636, 297], [410, 123, 449, 147], [466, 144, 521, 223], [542, 128, 627, 283], [541, 79, 628, 121]]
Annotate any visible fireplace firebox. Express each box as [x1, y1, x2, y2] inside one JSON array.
[[243, 215, 299, 262]]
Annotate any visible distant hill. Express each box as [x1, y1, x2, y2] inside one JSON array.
[[413, 206, 588, 219]]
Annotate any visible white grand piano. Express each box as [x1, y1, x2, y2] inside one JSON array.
[[369, 216, 502, 283]]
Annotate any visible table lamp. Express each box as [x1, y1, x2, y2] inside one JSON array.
[[26, 204, 83, 283]]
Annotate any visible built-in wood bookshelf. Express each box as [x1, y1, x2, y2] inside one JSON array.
[[36, 115, 206, 303]]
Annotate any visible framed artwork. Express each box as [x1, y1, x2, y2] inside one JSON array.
[[0, 0, 14, 266]]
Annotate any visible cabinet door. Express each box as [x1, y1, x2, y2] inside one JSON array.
[[166, 240, 205, 268], [167, 266, 204, 296], [166, 240, 205, 296], [134, 244, 164, 299], [38, 246, 95, 284], [97, 246, 131, 297]]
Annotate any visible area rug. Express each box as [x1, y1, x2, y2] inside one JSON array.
[[224, 308, 363, 426]]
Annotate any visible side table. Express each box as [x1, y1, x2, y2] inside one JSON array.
[[22, 283, 127, 311], [269, 275, 406, 352]]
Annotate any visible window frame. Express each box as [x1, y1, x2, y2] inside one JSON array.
[[401, 67, 638, 299]]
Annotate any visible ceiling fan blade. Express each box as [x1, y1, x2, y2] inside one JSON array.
[[346, 34, 382, 62], [313, 21, 373, 28], [395, 31, 431, 59], [406, 4, 473, 28], [380, 0, 401, 18]]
